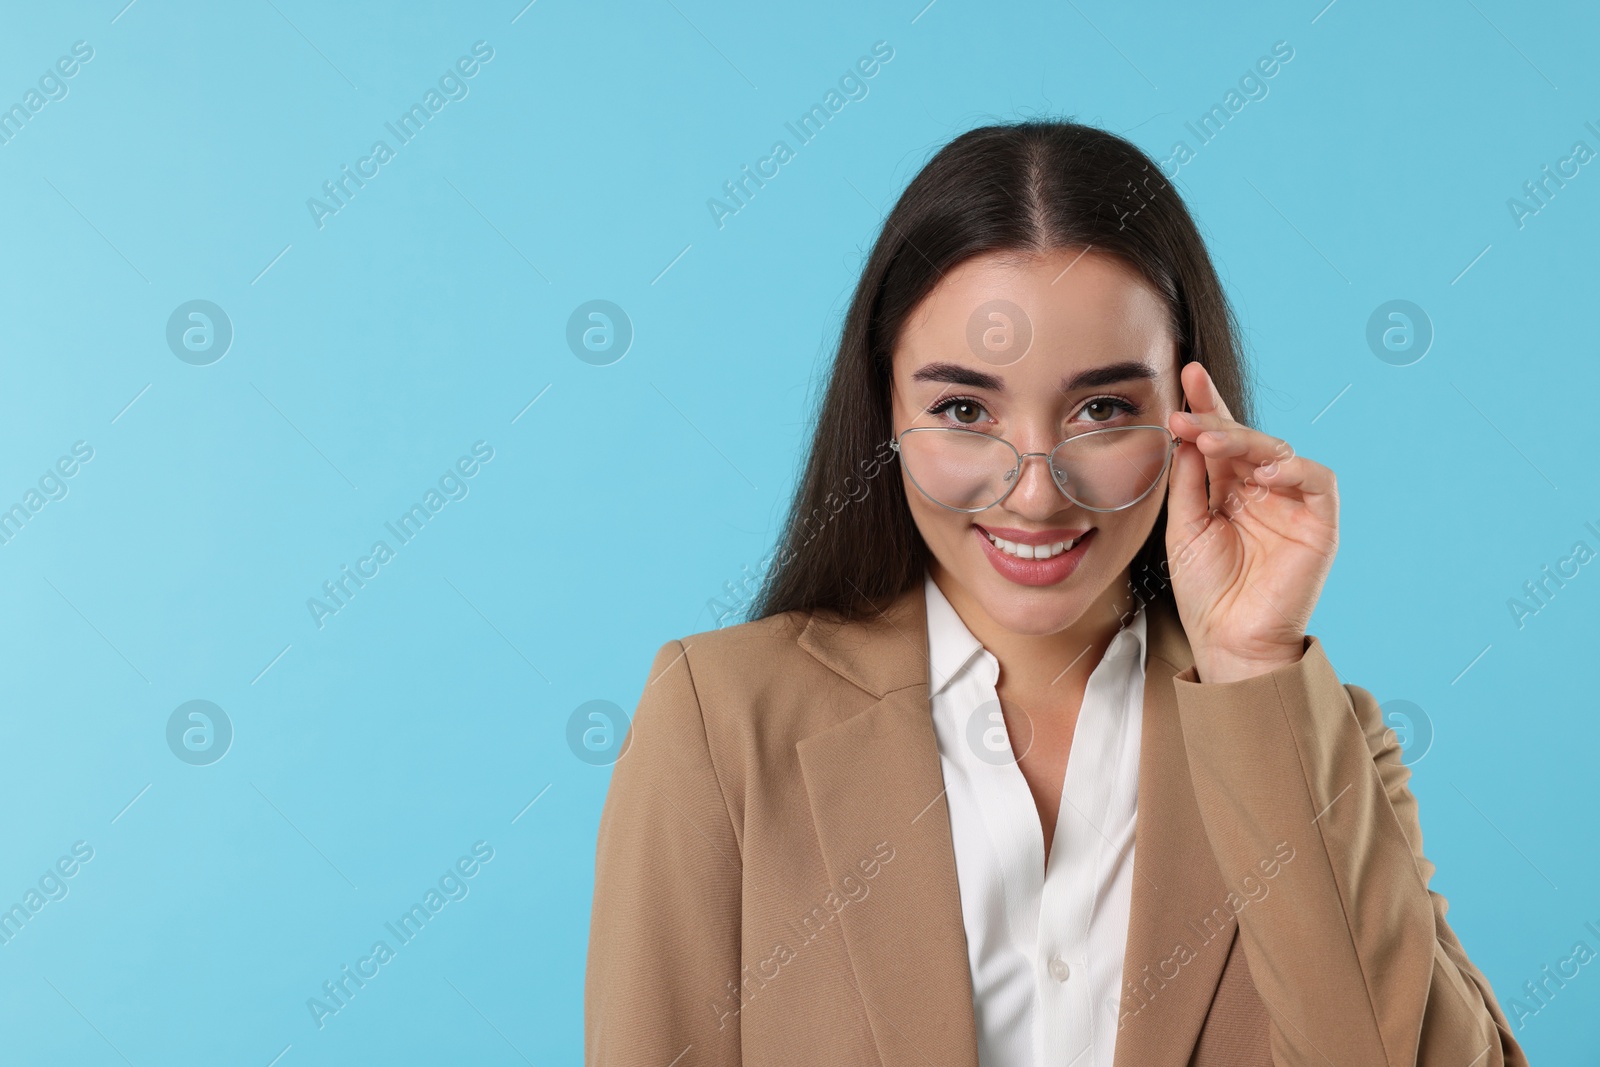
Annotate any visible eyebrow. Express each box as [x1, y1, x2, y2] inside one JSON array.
[[910, 359, 1159, 394]]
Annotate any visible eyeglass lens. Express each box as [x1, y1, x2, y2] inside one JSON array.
[[899, 426, 1172, 511]]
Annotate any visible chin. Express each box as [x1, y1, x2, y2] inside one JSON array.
[[969, 579, 1100, 636], [938, 544, 1108, 635]]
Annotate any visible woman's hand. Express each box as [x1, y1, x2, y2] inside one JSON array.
[[1163, 362, 1339, 684]]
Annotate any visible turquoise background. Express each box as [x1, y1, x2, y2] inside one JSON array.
[[1, 0, 1595, 1062]]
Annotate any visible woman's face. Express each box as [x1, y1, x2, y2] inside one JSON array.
[[889, 247, 1184, 637]]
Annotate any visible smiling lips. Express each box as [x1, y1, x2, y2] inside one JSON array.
[[978, 525, 1089, 558], [974, 524, 1095, 586]]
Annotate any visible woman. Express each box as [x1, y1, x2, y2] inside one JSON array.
[[585, 121, 1527, 1066]]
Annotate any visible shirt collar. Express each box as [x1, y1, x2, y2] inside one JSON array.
[[923, 570, 1149, 696], [925, 571, 988, 695]]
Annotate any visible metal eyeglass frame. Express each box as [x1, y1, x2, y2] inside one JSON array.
[[888, 424, 1182, 514]]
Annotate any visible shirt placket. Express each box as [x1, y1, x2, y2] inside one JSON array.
[[960, 651, 1049, 1064], [1037, 632, 1137, 1067]]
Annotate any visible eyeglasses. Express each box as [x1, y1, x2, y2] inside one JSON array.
[[889, 424, 1180, 513]]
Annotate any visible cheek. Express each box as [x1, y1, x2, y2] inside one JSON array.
[[900, 473, 934, 528], [1104, 489, 1166, 549], [900, 476, 967, 544]]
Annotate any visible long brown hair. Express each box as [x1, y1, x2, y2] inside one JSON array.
[[749, 119, 1254, 624]]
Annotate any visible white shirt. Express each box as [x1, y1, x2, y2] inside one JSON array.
[[924, 571, 1148, 1067]]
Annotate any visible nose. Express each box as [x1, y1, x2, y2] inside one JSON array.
[[1000, 448, 1071, 518]]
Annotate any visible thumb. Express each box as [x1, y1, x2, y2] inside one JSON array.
[[1165, 438, 1210, 558]]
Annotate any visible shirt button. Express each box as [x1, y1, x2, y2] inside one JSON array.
[[1048, 956, 1071, 982]]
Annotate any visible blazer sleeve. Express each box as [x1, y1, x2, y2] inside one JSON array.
[[1170, 635, 1529, 1067], [585, 639, 743, 1066]]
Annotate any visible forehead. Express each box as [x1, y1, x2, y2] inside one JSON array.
[[893, 248, 1175, 384]]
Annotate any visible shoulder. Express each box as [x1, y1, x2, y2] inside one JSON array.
[[674, 607, 814, 674], [637, 602, 892, 758], [628, 608, 880, 835], [643, 607, 850, 714]]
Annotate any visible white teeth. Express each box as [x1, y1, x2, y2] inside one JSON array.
[[983, 530, 1082, 559]]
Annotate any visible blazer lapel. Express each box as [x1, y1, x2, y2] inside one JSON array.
[[1112, 594, 1238, 1067], [794, 580, 1235, 1067], [795, 581, 981, 1067]]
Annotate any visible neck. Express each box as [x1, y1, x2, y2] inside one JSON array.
[[931, 565, 1144, 699]]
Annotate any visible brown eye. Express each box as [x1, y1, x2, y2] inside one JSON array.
[[1077, 396, 1139, 423], [927, 396, 992, 425]]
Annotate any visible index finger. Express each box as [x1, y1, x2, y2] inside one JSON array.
[[1181, 361, 1234, 422]]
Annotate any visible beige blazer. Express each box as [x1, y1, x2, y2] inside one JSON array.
[[585, 580, 1528, 1066]]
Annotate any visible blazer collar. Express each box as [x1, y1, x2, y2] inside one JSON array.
[[794, 577, 1237, 1067]]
